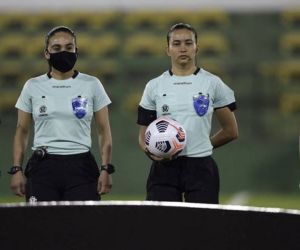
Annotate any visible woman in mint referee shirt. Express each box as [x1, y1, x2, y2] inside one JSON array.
[[9, 26, 114, 202], [137, 23, 238, 204]]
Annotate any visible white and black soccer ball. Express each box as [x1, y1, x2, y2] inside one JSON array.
[[145, 116, 186, 158]]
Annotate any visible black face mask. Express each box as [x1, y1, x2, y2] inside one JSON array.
[[48, 51, 77, 73]]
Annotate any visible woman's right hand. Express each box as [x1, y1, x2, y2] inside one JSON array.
[[10, 172, 26, 197]]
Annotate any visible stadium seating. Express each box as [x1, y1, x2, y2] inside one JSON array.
[[122, 11, 166, 31], [26, 13, 64, 33], [277, 59, 300, 84], [61, 11, 122, 31], [123, 33, 165, 57], [281, 9, 300, 29], [194, 10, 230, 29], [279, 92, 300, 114], [198, 32, 230, 57], [77, 59, 119, 83], [199, 59, 228, 79], [0, 89, 20, 110], [0, 35, 27, 59], [279, 32, 300, 57], [0, 12, 32, 32], [154, 11, 200, 30], [77, 33, 120, 59]]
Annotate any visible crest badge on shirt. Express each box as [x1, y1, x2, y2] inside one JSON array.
[[193, 93, 210, 116], [72, 97, 88, 119], [38, 105, 48, 117]]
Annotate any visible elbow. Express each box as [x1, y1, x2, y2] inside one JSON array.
[[230, 128, 238, 141]]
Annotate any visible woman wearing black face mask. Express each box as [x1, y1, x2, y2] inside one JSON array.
[[9, 26, 115, 202]]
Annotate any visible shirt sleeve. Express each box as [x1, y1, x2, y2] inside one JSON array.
[[93, 78, 111, 112], [213, 77, 236, 109], [15, 81, 32, 113], [139, 80, 156, 111]]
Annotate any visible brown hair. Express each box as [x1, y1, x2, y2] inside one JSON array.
[[167, 23, 197, 46]]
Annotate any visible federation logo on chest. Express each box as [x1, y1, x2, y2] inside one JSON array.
[[162, 104, 169, 113], [38, 105, 48, 117], [72, 97, 88, 119]]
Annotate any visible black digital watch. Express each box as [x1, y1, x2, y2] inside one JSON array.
[[100, 164, 115, 174]]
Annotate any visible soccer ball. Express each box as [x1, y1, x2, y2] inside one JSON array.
[[145, 116, 186, 158]]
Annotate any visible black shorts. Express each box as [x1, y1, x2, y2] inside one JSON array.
[[25, 151, 100, 202], [146, 156, 219, 204]]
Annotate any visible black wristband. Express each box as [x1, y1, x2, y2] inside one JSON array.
[[100, 164, 115, 174], [8, 166, 23, 175]]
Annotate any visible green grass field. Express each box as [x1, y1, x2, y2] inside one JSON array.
[[1, 193, 300, 210]]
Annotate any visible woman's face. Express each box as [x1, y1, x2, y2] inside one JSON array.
[[167, 28, 198, 67], [45, 31, 76, 57]]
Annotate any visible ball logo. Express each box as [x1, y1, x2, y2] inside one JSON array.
[[72, 97, 88, 119], [155, 120, 169, 132], [155, 140, 171, 153]]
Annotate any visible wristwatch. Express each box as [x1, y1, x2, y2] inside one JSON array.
[[8, 166, 23, 175], [100, 164, 115, 174]]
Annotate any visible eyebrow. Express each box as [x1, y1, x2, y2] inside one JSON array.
[[172, 39, 194, 43], [51, 42, 75, 47]]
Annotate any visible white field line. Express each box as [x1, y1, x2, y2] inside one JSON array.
[[226, 191, 251, 206]]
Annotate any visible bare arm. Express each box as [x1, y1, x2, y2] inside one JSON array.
[[94, 107, 112, 165], [13, 110, 32, 166], [94, 106, 113, 194], [138, 125, 147, 151], [10, 110, 32, 197], [210, 107, 238, 149]]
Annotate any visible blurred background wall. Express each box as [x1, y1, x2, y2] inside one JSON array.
[[0, 0, 299, 200]]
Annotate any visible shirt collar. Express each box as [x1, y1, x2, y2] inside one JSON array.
[[47, 70, 79, 79]]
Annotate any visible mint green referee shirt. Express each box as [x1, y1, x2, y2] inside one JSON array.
[[139, 68, 236, 157], [16, 71, 111, 155]]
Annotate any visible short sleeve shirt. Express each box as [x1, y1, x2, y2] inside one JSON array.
[[139, 68, 236, 157], [16, 72, 111, 154]]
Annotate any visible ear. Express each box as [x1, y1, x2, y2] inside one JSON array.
[[166, 46, 171, 57], [196, 44, 199, 54], [44, 49, 50, 60]]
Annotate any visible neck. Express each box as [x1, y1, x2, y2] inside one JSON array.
[[171, 64, 197, 76], [50, 69, 74, 80]]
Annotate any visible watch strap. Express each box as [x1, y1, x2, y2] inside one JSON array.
[[100, 164, 115, 174], [8, 166, 23, 175]]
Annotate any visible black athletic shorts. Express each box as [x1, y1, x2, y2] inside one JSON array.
[[24, 151, 100, 202], [146, 156, 219, 204]]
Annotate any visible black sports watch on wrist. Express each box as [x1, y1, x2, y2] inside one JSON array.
[[100, 164, 115, 174], [8, 166, 23, 175]]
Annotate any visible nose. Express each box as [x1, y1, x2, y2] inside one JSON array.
[[179, 44, 187, 51]]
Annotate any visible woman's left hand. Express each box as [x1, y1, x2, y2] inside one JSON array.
[[98, 171, 112, 195]]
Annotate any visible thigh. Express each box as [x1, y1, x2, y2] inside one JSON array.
[[146, 185, 182, 202], [63, 182, 100, 201], [63, 154, 100, 201], [26, 179, 61, 202], [183, 157, 220, 204], [25, 159, 61, 202], [146, 161, 182, 202]]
